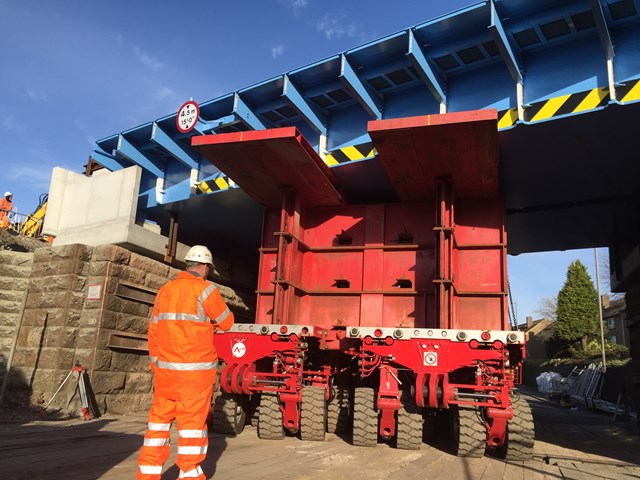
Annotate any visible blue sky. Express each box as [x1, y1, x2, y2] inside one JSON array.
[[0, 0, 610, 322]]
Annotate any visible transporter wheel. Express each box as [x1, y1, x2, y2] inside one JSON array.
[[395, 392, 423, 450], [212, 394, 246, 435], [497, 394, 535, 461], [352, 387, 378, 447], [258, 394, 285, 440], [451, 406, 486, 458], [327, 386, 350, 434], [300, 386, 326, 441]]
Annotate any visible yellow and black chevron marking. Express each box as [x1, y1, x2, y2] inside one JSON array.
[[325, 142, 376, 166], [197, 175, 231, 194], [617, 78, 640, 104], [497, 107, 518, 130], [525, 86, 610, 123]]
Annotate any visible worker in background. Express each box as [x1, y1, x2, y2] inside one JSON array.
[[0, 192, 13, 229], [137, 245, 234, 480]]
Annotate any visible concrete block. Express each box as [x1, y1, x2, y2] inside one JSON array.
[[90, 371, 127, 394]]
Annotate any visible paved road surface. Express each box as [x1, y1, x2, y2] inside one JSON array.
[[1, 390, 638, 480]]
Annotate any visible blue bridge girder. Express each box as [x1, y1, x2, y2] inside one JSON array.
[[92, 0, 640, 264]]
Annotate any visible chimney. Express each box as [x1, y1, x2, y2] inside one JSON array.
[[601, 294, 610, 309], [526, 316, 533, 329]]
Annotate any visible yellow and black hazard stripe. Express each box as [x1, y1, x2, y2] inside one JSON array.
[[525, 86, 610, 123], [197, 175, 231, 194], [497, 107, 518, 130], [325, 142, 376, 166], [617, 78, 640, 104]]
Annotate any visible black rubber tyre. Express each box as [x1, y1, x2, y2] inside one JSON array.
[[500, 394, 535, 461], [300, 386, 326, 441], [396, 392, 423, 450], [352, 387, 378, 447], [212, 394, 246, 435], [452, 406, 486, 458], [257, 394, 284, 440], [327, 386, 350, 434]]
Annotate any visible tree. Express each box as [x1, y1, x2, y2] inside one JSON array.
[[534, 296, 557, 320], [553, 260, 599, 352]]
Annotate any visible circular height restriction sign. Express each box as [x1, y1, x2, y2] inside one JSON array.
[[176, 100, 200, 133]]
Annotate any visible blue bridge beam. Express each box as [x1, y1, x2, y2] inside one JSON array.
[[407, 29, 447, 108], [150, 123, 199, 170], [339, 54, 382, 119], [117, 135, 165, 179]]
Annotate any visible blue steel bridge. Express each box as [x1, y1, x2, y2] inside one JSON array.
[[92, 0, 640, 293]]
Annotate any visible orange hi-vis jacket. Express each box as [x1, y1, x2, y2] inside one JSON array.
[[0, 198, 12, 228], [148, 270, 234, 398]]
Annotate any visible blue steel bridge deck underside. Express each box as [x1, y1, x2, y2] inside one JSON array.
[[92, 0, 640, 290]]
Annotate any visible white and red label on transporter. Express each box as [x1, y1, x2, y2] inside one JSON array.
[[423, 352, 438, 366]]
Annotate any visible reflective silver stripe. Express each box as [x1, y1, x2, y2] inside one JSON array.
[[144, 437, 170, 447], [155, 360, 218, 371], [178, 429, 208, 438], [139, 465, 163, 474], [179, 466, 204, 478], [197, 283, 217, 321], [213, 307, 231, 325], [151, 315, 158, 325], [148, 422, 171, 431], [177, 445, 208, 455], [149, 356, 157, 364], [157, 312, 203, 322]]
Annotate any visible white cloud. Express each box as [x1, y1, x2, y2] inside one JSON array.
[[133, 46, 164, 71], [1, 116, 26, 133], [271, 45, 285, 59], [153, 86, 174, 101], [27, 89, 50, 103], [316, 14, 360, 40], [278, 0, 309, 9]]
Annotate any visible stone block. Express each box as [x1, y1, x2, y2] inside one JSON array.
[[0, 312, 19, 327], [0, 299, 21, 314], [56, 349, 76, 370], [59, 327, 78, 348], [30, 259, 84, 277], [0, 251, 34, 266], [76, 328, 98, 350], [0, 276, 29, 291], [105, 392, 152, 415], [116, 314, 150, 333], [90, 371, 127, 394], [0, 263, 32, 278], [88, 261, 109, 276], [108, 264, 145, 284], [79, 309, 101, 328], [125, 372, 153, 394], [26, 291, 72, 310], [92, 245, 131, 265], [104, 295, 150, 317], [27, 275, 75, 293], [104, 277, 119, 294], [111, 352, 146, 372], [144, 273, 169, 290], [93, 349, 112, 371], [21, 309, 62, 327], [73, 349, 94, 368], [129, 252, 170, 278]]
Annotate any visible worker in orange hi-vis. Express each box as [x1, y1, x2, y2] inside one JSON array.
[[0, 192, 13, 229], [137, 245, 234, 480]]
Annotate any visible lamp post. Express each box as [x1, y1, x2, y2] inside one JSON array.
[[594, 248, 607, 371]]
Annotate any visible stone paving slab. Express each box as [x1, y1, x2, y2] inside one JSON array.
[[0, 391, 638, 480]]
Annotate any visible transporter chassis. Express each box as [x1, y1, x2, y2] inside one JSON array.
[[192, 110, 534, 459]]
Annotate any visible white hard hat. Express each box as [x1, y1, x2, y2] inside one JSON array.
[[185, 245, 213, 265], [4, 192, 11, 197]]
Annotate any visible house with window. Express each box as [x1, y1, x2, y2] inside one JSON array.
[[602, 295, 629, 348]]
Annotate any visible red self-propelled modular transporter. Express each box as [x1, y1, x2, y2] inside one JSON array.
[[191, 109, 534, 459]]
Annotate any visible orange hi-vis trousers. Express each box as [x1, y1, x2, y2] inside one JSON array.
[[137, 384, 213, 480]]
